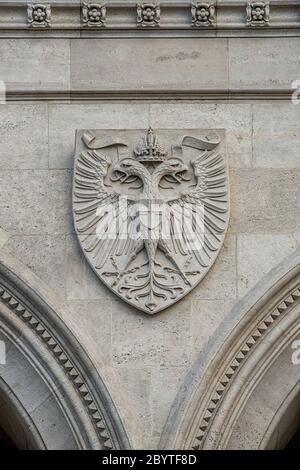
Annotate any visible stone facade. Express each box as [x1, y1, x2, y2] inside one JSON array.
[[0, 1, 300, 450]]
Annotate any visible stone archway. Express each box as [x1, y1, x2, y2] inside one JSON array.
[[0, 253, 130, 450], [161, 249, 300, 450]]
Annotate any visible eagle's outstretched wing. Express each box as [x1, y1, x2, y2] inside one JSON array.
[[166, 150, 228, 268], [73, 150, 141, 271]]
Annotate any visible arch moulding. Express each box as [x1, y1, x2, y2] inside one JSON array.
[[161, 249, 300, 450], [0, 252, 130, 450]]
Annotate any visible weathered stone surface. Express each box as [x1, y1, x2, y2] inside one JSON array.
[[0, 170, 72, 235], [229, 38, 300, 89], [253, 104, 300, 168], [64, 300, 112, 365], [149, 366, 187, 449], [0, 105, 48, 169], [192, 299, 235, 356], [0, 227, 9, 250], [112, 298, 192, 367], [150, 103, 252, 167], [230, 169, 300, 233], [192, 234, 237, 300], [237, 234, 298, 297], [3, 235, 66, 297], [116, 368, 151, 450], [49, 104, 150, 168], [0, 39, 70, 90], [70, 39, 229, 91], [66, 234, 112, 300]]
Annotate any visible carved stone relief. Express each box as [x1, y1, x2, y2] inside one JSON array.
[[137, 3, 160, 27], [191, 2, 215, 27], [82, 3, 106, 28], [73, 129, 229, 314], [246, 1, 270, 27], [27, 3, 51, 28]]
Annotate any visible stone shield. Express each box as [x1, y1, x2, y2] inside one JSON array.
[[73, 128, 229, 314]]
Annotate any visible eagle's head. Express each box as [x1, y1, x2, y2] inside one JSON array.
[[154, 158, 189, 182], [112, 158, 147, 182]]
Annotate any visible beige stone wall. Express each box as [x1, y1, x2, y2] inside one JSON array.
[[0, 36, 300, 448]]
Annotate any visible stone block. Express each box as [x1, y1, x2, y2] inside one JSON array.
[[230, 169, 300, 233], [49, 103, 150, 168], [64, 300, 112, 366], [3, 235, 66, 298], [237, 234, 298, 298], [150, 103, 252, 168], [149, 366, 187, 449], [191, 299, 235, 356], [0, 170, 72, 235], [253, 104, 300, 168], [0, 105, 48, 169], [0, 227, 9, 250], [192, 234, 237, 300], [0, 39, 70, 91], [70, 38, 229, 91], [112, 297, 192, 368], [229, 38, 300, 89], [66, 233, 113, 300], [116, 367, 151, 450]]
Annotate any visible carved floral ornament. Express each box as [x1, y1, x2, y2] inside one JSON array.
[[137, 3, 160, 27], [82, 2, 106, 27], [246, 1, 270, 27], [27, 3, 51, 28], [73, 128, 229, 314], [191, 2, 215, 27]]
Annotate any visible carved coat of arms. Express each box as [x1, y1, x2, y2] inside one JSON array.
[[73, 128, 229, 314]]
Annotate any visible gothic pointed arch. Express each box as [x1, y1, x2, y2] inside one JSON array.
[[0, 253, 130, 450], [161, 249, 300, 450]]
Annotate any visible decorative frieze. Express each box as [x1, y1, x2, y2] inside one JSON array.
[[246, 1, 270, 27], [82, 3, 106, 28], [27, 3, 51, 28], [191, 2, 215, 27], [0, 2, 298, 36], [137, 3, 160, 28]]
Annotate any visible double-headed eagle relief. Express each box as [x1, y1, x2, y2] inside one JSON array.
[[73, 128, 229, 314]]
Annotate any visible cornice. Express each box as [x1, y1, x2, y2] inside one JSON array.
[[4, 88, 294, 102], [0, 1, 299, 38]]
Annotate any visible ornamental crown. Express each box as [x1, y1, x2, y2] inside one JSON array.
[[133, 128, 167, 162]]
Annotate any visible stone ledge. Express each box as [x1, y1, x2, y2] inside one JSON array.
[[3, 88, 295, 101]]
